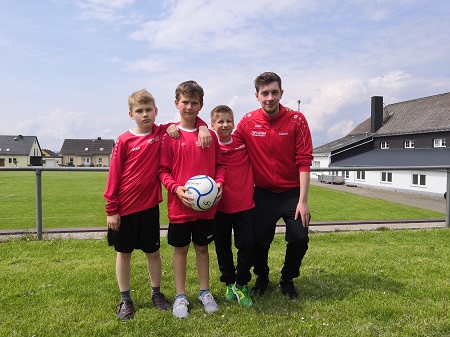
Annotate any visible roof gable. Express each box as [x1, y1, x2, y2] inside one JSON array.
[[349, 92, 450, 136], [0, 135, 39, 155], [60, 138, 114, 155]]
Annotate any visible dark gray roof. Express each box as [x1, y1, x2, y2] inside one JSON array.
[[330, 148, 450, 167], [313, 134, 371, 154], [0, 135, 40, 155], [60, 138, 114, 155], [349, 92, 450, 136]]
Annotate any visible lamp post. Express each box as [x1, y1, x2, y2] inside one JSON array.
[[297, 100, 301, 111]]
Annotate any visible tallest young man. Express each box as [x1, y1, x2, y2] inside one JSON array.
[[234, 72, 313, 299]]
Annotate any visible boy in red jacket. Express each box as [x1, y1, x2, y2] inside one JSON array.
[[210, 105, 254, 307], [158, 81, 226, 319], [104, 89, 210, 320]]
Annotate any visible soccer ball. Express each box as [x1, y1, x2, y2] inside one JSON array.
[[185, 175, 219, 211]]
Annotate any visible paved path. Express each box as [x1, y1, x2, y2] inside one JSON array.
[[310, 180, 446, 213]]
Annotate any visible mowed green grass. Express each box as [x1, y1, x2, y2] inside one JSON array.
[[1, 230, 449, 336], [0, 171, 445, 230]]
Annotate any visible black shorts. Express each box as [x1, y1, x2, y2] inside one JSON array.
[[108, 206, 161, 253], [168, 219, 214, 247]]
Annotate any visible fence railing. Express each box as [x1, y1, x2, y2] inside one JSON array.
[[1, 165, 449, 240]]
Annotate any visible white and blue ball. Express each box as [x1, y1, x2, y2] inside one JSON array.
[[185, 175, 218, 211]]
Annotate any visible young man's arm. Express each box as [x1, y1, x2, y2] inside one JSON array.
[[296, 171, 311, 227]]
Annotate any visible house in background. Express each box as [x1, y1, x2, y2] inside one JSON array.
[[0, 135, 42, 167], [313, 92, 450, 196], [42, 149, 63, 167], [60, 137, 114, 167]]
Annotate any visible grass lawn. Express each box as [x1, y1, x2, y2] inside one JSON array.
[[1, 229, 449, 336], [0, 171, 445, 231]]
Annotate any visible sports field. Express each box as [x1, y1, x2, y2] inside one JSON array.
[[0, 171, 445, 231]]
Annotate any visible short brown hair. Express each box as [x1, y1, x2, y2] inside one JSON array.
[[210, 105, 233, 123], [128, 89, 155, 111], [175, 80, 204, 104], [254, 72, 282, 93]]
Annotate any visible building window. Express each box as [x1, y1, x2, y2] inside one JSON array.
[[69, 157, 74, 163], [98, 158, 103, 163], [433, 138, 447, 148], [342, 171, 349, 179], [312, 161, 320, 168], [381, 172, 392, 183], [356, 170, 365, 180], [412, 174, 426, 186], [380, 142, 389, 149], [404, 140, 415, 148]]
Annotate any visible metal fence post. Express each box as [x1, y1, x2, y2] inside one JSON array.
[[36, 168, 43, 240]]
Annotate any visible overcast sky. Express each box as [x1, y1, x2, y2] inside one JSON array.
[[1, 0, 450, 151]]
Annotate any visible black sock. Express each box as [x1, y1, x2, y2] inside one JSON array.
[[120, 290, 132, 301], [151, 286, 161, 297]]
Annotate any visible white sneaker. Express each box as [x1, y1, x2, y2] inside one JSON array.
[[172, 296, 189, 319], [199, 291, 218, 314]]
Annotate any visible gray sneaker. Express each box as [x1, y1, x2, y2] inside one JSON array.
[[199, 291, 218, 314], [172, 296, 189, 319]]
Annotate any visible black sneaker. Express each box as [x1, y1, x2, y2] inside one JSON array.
[[251, 277, 269, 296], [279, 280, 298, 300], [151, 292, 170, 311], [117, 299, 134, 321]]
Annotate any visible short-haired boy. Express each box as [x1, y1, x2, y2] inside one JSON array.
[[158, 81, 226, 319], [210, 105, 255, 307], [104, 89, 210, 320]]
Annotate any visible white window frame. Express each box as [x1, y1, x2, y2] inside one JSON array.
[[380, 141, 389, 149], [404, 140, 415, 148], [412, 173, 426, 186], [342, 171, 349, 179], [356, 170, 366, 180], [381, 171, 392, 183], [433, 138, 447, 148]]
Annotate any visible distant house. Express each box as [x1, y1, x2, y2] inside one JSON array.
[[0, 135, 42, 167], [60, 137, 114, 167], [313, 93, 450, 196], [42, 149, 63, 168]]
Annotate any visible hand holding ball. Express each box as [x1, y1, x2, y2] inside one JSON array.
[[185, 175, 219, 211]]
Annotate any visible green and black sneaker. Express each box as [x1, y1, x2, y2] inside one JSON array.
[[225, 284, 235, 301], [232, 283, 253, 307]]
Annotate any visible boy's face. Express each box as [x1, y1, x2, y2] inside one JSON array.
[[129, 102, 158, 130], [175, 94, 203, 121], [211, 112, 234, 140], [255, 81, 284, 116]]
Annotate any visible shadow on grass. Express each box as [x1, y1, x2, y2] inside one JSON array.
[[251, 273, 403, 314]]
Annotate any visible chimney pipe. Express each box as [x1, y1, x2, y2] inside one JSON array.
[[371, 96, 383, 133]]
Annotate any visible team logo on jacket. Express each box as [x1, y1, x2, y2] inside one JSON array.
[[251, 131, 266, 137], [148, 135, 159, 144], [131, 146, 141, 152], [278, 132, 289, 136]]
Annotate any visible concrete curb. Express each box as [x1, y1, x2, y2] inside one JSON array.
[[1, 220, 446, 241]]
